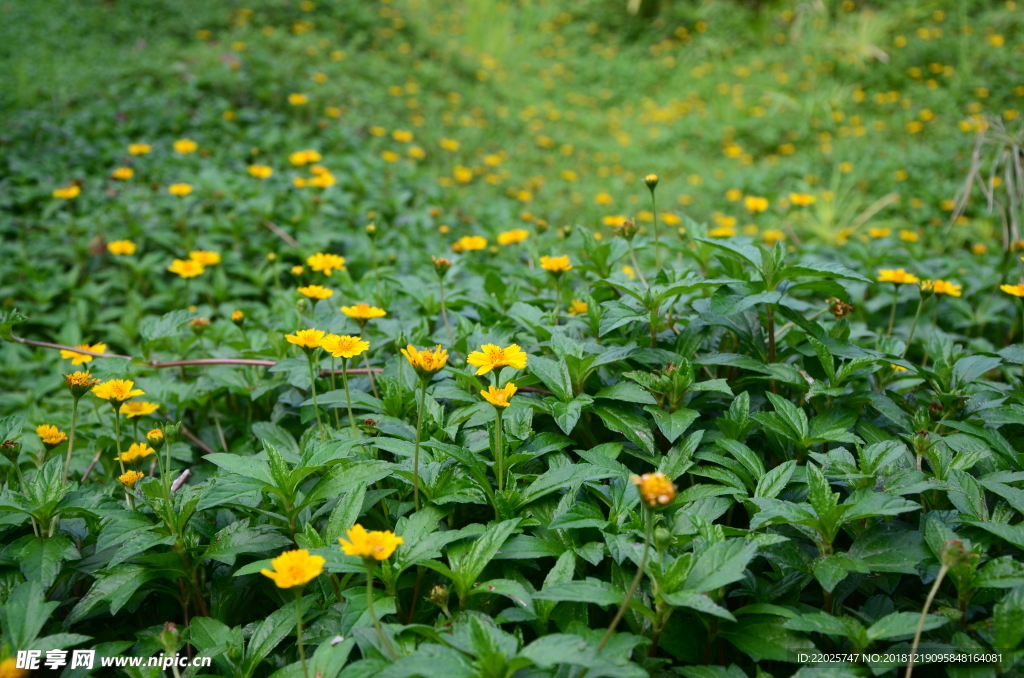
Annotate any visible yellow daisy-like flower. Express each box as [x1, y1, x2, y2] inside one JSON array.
[[341, 303, 386, 320], [53, 185, 81, 199], [920, 280, 962, 297], [622, 265, 636, 280], [481, 383, 517, 408], [467, 343, 528, 375], [231, 310, 245, 322], [92, 379, 145, 404], [339, 524, 403, 561], [168, 183, 193, 197], [568, 299, 588, 315], [743, 196, 769, 213], [0, 657, 28, 678], [285, 328, 326, 350], [117, 443, 156, 463], [173, 139, 198, 154], [899, 230, 920, 243], [120, 401, 160, 418], [321, 334, 369, 359], [763, 229, 785, 245], [401, 344, 449, 374], [65, 371, 101, 398], [631, 472, 677, 507], [119, 470, 145, 487], [37, 425, 67, 446], [540, 255, 573, 274], [111, 167, 135, 181], [289, 150, 322, 166], [869, 227, 892, 239], [261, 549, 325, 588], [708, 225, 737, 238], [288, 93, 309, 106], [60, 342, 108, 365], [1000, 283, 1024, 297], [877, 268, 920, 284], [306, 252, 346, 275], [789, 192, 815, 206], [309, 171, 336, 188], [497, 229, 530, 245], [168, 259, 206, 278], [297, 285, 334, 300], [128, 143, 152, 155], [452, 235, 488, 252], [189, 250, 221, 266], [146, 429, 164, 442], [248, 164, 273, 179], [107, 240, 137, 256]]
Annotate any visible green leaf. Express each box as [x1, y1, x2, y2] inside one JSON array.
[[530, 356, 573, 402], [452, 519, 521, 594], [139, 309, 196, 342], [719, 616, 815, 662], [592, 404, 656, 458], [533, 577, 624, 606], [205, 453, 274, 485], [518, 464, 613, 508], [0, 580, 60, 650], [994, 586, 1024, 651], [645, 407, 699, 444], [867, 611, 945, 641], [684, 540, 758, 593], [976, 556, 1024, 589], [19, 535, 79, 589], [203, 519, 292, 566], [846, 523, 927, 574], [596, 381, 658, 405], [755, 461, 796, 499], [661, 590, 736, 621], [68, 564, 155, 623], [780, 261, 872, 284]]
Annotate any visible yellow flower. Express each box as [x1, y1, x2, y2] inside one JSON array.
[[972, 243, 987, 255], [309, 171, 336, 188], [321, 334, 369, 359], [60, 342, 107, 365], [401, 344, 449, 374], [119, 470, 145, 487], [877, 269, 920, 284], [117, 443, 156, 463], [339, 524, 403, 561], [173, 139, 198, 154], [261, 549, 325, 588], [439, 137, 460, 151], [232, 310, 245, 322], [147, 429, 164, 442], [381, 150, 401, 163], [168, 183, 193, 197], [248, 164, 273, 178], [290, 150, 322, 166], [744, 196, 769, 212], [540, 255, 572, 274], [645, 173, 659, 189], [393, 129, 414, 142], [899, 230, 920, 242], [467, 343, 528, 375], [128, 143, 152, 155], [568, 299, 588, 315], [481, 383, 517, 408], [288, 93, 310, 106], [111, 167, 135, 180], [120, 401, 160, 418], [0, 657, 27, 678], [53, 185, 81, 199], [108, 240, 136, 255], [453, 166, 473, 183], [453, 235, 488, 252], [291, 265, 305, 275], [65, 371, 101, 397], [869, 227, 892, 238], [37, 425, 67, 446], [920, 280, 962, 297], [168, 259, 206, 278], [92, 379, 145, 404], [891, 364, 908, 373], [1001, 284, 1024, 297], [306, 252, 346, 275], [631, 472, 676, 507], [708, 225, 736, 238], [622, 265, 636, 280], [595, 191, 614, 205], [497, 229, 530, 245], [764, 229, 785, 244], [189, 250, 221, 266], [285, 328, 326, 350], [341, 303, 386, 320], [789, 192, 815, 206], [297, 285, 334, 300]]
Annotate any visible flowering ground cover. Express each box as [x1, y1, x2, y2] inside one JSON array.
[[2, 1, 1024, 676]]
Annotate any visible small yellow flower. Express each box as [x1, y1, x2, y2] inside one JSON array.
[[297, 285, 334, 300], [497, 229, 530, 245], [764, 229, 785, 244], [189, 250, 221, 266], [568, 299, 588, 315], [92, 379, 145, 404], [899, 230, 920, 242], [65, 371, 101, 397], [789, 193, 815, 206], [120, 401, 160, 418], [744, 196, 769, 212], [231, 310, 245, 322], [972, 243, 988, 255], [877, 269, 920, 284], [453, 235, 488, 252], [622, 265, 636, 280], [481, 383, 517, 407], [869, 227, 892, 238], [248, 165, 273, 179], [401, 344, 449, 374], [0, 657, 28, 678], [339, 524, 403, 561], [120, 470, 145, 487], [306, 252, 346, 275], [285, 328, 326, 350], [288, 93, 310, 106], [261, 549, 325, 588], [289, 150, 322, 166], [393, 129, 414, 142], [168, 183, 193, 197], [117, 442, 156, 463], [146, 429, 164, 442], [631, 472, 676, 507], [321, 334, 369, 359], [708, 225, 737, 238], [128, 143, 152, 155], [108, 240, 137, 255], [467, 344, 528, 375], [37, 425, 67, 446], [291, 265, 305, 275], [595, 191, 614, 205], [439, 137, 460, 152], [645, 173, 659, 189], [341, 303, 386, 320], [111, 167, 134, 180], [1000, 283, 1024, 297], [540, 255, 572, 274], [920, 280, 962, 297], [60, 342, 107, 365], [168, 259, 206, 278], [309, 171, 336, 188], [891, 364, 909, 373], [173, 139, 198, 154], [53, 185, 81, 199]]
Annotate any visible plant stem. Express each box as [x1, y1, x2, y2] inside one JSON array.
[[765, 303, 776, 363], [886, 283, 898, 337], [902, 293, 929, 358], [295, 589, 309, 678], [552, 276, 562, 324], [330, 356, 341, 429], [413, 381, 427, 511], [307, 355, 326, 442], [342, 358, 358, 437], [113, 410, 134, 509], [494, 407, 505, 492], [650, 190, 661, 269], [905, 564, 948, 678], [598, 508, 652, 650], [439, 279, 454, 345], [62, 398, 79, 483], [366, 564, 398, 659], [628, 242, 649, 288]]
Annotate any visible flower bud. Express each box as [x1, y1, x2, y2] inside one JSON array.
[[1, 439, 22, 463], [159, 622, 180, 655], [654, 527, 673, 551], [432, 256, 453, 278], [162, 421, 182, 446], [645, 173, 659, 190]]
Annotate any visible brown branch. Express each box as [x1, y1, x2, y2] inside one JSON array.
[[11, 336, 132, 360], [179, 424, 217, 456], [152, 358, 276, 368], [171, 469, 193, 492], [263, 219, 300, 248]]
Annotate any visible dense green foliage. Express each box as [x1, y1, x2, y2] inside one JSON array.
[[2, 1, 1024, 676]]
